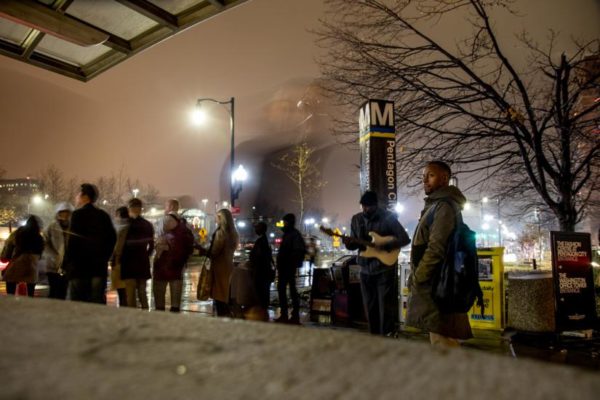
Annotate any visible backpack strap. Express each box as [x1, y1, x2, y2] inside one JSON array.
[[425, 198, 461, 227]]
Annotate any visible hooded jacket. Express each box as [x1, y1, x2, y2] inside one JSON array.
[[405, 185, 473, 339], [42, 220, 68, 274]]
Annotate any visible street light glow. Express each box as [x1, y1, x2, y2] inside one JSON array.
[[190, 108, 207, 125], [232, 164, 248, 183], [464, 202, 471, 210], [394, 203, 404, 213], [31, 194, 43, 205], [321, 217, 329, 224], [482, 197, 489, 203], [237, 221, 246, 228], [482, 223, 490, 230]]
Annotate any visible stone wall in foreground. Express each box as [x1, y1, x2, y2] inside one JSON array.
[[0, 296, 598, 400]]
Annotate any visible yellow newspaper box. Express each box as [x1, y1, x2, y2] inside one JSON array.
[[469, 247, 505, 330]]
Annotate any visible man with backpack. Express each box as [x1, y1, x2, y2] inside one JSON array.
[[406, 161, 480, 347], [153, 198, 194, 312]]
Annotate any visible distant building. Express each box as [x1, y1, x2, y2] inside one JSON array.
[[0, 178, 41, 197]]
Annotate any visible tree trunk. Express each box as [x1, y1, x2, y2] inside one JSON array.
[[555, 205, 577, 232]]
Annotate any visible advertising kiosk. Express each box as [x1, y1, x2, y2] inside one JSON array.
[[469, 247, 505, 330]]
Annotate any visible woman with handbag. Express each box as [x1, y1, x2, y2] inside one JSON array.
[[198, 208, 239, 317], [1, 215, 44, 296]]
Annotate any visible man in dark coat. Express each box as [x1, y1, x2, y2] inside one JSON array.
[[343, 190, 410, 336], [65, 183, 116, 304], [121, 198, 154, 309], [406, 161, 473, 347], [275, 213, 306, 324], [250, 222, 274, 314]]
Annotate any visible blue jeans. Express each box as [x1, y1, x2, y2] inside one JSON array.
[[69, 277, 107, 304], [360, 268, 397, 335]]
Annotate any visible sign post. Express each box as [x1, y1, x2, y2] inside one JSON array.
[[358, 99, 397, 211]]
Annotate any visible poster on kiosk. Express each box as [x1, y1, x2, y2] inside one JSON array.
[[550, 231, 596, 331]]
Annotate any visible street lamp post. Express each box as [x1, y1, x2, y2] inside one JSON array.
[[194, 97, 237, 206]]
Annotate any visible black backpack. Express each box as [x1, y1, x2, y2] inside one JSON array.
[[427, 199, 484, 314], [167, 215, 195, 268]]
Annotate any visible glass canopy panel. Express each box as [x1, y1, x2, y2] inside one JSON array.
[[36, 35, 112, 66], [65, 0, 159, 40], [0, 18, 32, 46], [147, 0, 204, 15]]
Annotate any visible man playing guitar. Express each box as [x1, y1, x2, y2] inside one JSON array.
[[342, 190, 410, 336]]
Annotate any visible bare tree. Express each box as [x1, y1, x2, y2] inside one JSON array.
[[0, 207, 16, 225], [141, 184, 160, 205], [94, 167, 161, 213], [95, 166, 131, 210], [38, 164, 67, 202], [317, 0, 599, 231], [272, 142, 327, 222]]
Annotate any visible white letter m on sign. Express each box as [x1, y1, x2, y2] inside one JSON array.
[[371, 102, 394, 127]]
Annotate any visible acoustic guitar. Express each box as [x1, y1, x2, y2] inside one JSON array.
[[319, 226, 400, 266]]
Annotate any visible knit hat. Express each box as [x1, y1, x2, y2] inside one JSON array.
[[359, 190, 378, 206]]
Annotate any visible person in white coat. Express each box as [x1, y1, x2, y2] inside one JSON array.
[[42, 202, 73, 299]]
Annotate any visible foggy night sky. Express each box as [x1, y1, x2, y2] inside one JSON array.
[[0, 0, 598, 226]]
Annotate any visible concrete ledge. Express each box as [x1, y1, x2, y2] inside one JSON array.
[[0, 297, 598, 399]]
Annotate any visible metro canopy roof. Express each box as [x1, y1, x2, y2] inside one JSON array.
[[0, 0, 248, 81]]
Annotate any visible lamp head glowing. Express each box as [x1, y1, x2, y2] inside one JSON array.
[[191, 107, 208, 126], [232, 165, 248, 183]]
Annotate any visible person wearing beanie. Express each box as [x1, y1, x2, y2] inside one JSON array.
[[63, 183, 116, 304], [275, 213, 306, 324], [342, 190, 410, 336], [41, 202, 74, 299]]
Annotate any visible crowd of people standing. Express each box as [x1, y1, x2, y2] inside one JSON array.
[[1, 160, 478, 348], [0, 182, 281, 322]]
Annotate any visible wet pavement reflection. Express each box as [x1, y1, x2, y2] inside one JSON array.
[[1, 259, 321, 324]]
